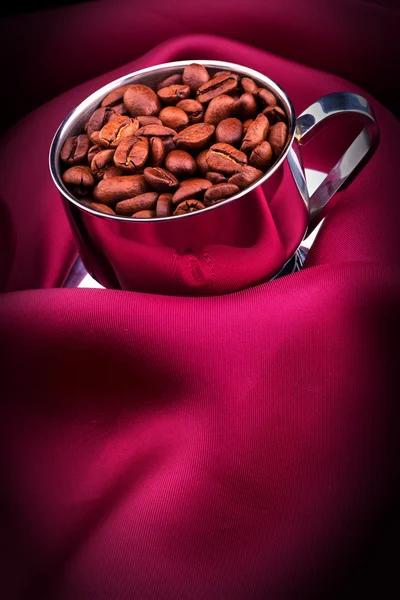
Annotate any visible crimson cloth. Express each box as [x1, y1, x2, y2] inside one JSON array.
[[0, 1, 399, 598]]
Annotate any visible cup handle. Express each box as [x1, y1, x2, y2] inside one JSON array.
[[293, 92, 379, 232]]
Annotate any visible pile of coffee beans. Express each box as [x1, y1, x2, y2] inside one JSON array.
[[60, 64, 288, 218]]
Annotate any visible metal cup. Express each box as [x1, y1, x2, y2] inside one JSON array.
[[49, 60, 379, 295]]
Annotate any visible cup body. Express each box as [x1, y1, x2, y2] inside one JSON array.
[[50, 60, 309, 295]]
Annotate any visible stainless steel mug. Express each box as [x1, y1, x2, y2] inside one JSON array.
[[49, 60, 379, 295]]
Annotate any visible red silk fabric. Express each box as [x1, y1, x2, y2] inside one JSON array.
[[0, 1, 399, 598]]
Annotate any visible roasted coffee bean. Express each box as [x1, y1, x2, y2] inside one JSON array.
[[156, 193, 173, 218], [204, 183, 240, 205], [171, 178, 212, 205], [176, 99, 204, 124], [91, 148, 115, 178], [215, 118, 243, 147], [136, 124, 177, 138], [234, 93, 258, 120], [241, 77, 258, 94], [157, 85, 191, 105], [143, 167, 179, 192], [268, 122, 288, 157], [136, 116, 162, 127], [114, 136, 149, 172], [62, 165, 95, 188], [112, 103, 128, 115], [213, 71, 232, 78], [61, 64, 289, 219], [196, 149, 210, 176], [88, 144, 101, 164], [101, 85, 131, 107], [156, 73, 182, 91], [196, 74, 239, 103], [165, 150, 197, 178], [182, 63, 210, 93], [262, 105, 288, 125], [241, 113, 269, 154], [90, 202, 116, 215], [60, 134, 90, 165], [103, 165, 124, 179], [205, 172, 227, 184], [86, 107, 116, 137], [249, 141, 273, 171], [93, 175, 149, 204], [132, 210, 156, 218], [228, 165, 263, 189], [116, 192, 159, 215], [243, 119, 254, 135], [253, 88, 277, 108], [173, 123, 215, 151], [124, 84, 161, 117], [206, 143, 247, 175], [173, 200, 205, 215], [159, 106, 189, 132], [99, 115, 139, 148], [149, 137, 166, 167], [204, 95, 235, 126]]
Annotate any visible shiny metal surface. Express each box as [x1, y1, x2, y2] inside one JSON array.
[[295, 92, 379, 226], [49, 61, 378, 295]]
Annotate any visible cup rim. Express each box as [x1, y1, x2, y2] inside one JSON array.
[[49, 59, 296, 222]]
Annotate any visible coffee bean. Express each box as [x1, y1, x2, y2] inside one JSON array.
[[116, 192, 159, 215], [171, 178, 212, 205], [173, 123, 215, 152], [215, 118, 243, 147], [204, 183, 240, 205], [136, 116, 163, 127], [93, 175, 149, 204], [165, 150, 197, 178], [103, 165, 124, 179], [60, 134, 90, 165], [176, 99, 204, 124], [182, 63, 210, 93], [234, 93, 258, 120], [156, 73, 182, 91], [241, 77, 258, 94], [253, 88, 277, 108], [90, 202, 116, 215], [62, 165, 95, 188], [149, 137, 166, 167], [159, 106, 189, 132], [173, 200, 205, 215], [205, 172, 227, 184], [101, 85, 131, 107], [228, 165, 263, 189], [90, 148, 115, 178], [243, 119, 254, 135], [241, 113, 269, 154], [132, 210, 157, 218], [157, 85, 191, 105], [124, 84, 161, 117], [196, 74, 239, 103], [143, 167, 179, 192], [156, 193, 173, 218], [206, 143, 247, 175], [204, 94, 235, 126], [213, 71, 232, 78], [86, 107, 115, 137], [249, 141, 273, 171], [196, 149, 210, 176], [113, 135, 149, 172], [262, 105, 288, 125], [61, 64, 289, 220], [268, 122, 288, 157]]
